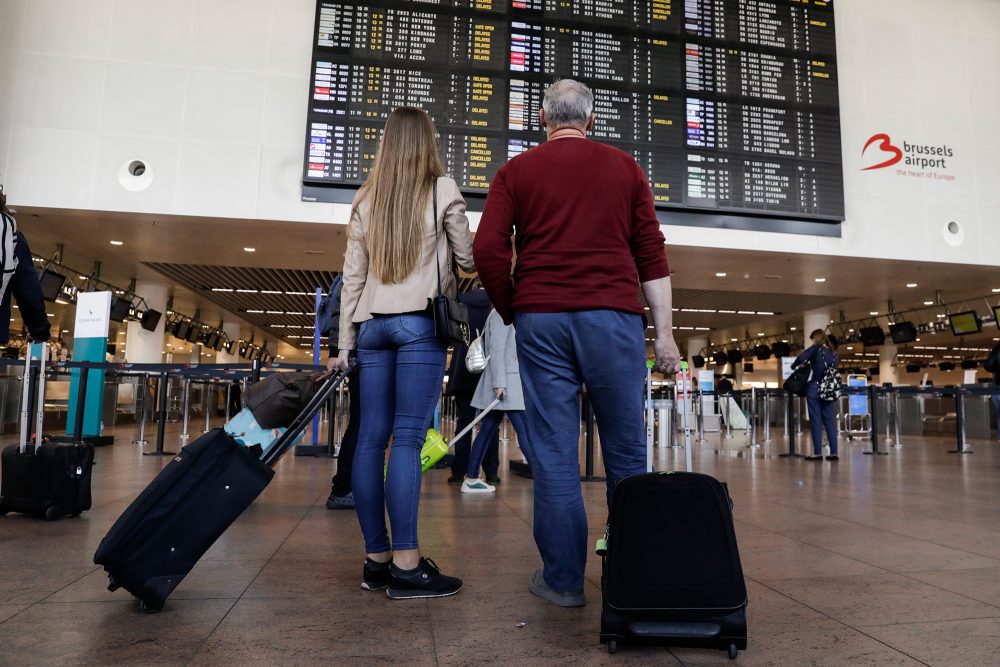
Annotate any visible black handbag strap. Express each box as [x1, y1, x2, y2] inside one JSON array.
[[433, 180, 442, 298]]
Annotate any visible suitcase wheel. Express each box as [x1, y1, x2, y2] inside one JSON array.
[[139, 598, 164, 614], [607, 640, 618, 655], [728, 643, 738, 660], [44, 506, 61, 522]]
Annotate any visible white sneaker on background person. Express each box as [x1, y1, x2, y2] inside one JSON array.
[[460, 478, 496, 494]]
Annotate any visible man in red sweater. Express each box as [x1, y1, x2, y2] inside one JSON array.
[[474, 79, 680, 607]]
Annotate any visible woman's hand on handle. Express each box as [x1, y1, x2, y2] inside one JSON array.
[[328, 349, 352, 372]]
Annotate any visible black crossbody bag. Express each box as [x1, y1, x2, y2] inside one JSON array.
[[430, 181, 470, 347]]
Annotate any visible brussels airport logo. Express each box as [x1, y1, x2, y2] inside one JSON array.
[[861, 133, 956, 182]]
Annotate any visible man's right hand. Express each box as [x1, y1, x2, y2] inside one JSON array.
[[654, 335, 681, 375]]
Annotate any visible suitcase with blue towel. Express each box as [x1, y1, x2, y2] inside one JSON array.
[[94, 368, 349, 612], [224, 407, 302, 458]]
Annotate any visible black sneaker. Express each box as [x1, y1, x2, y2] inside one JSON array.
[[362, 557, 391, 591], [485, 474, 501, 485], [446, 475, 464, 486], [326, 491, 355, 510], [826, 455, 839, 461], [387, 557, 462, 599], [804, 455, 823, 461]]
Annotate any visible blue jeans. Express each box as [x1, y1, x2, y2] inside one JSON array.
[[466, 409, 531, 479], [514, 310, 646, 593], [805, 383, 838, 456], [352, 313, 446, 553]]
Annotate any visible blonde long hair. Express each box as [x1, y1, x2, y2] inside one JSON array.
[[356, 107, 445, 284]]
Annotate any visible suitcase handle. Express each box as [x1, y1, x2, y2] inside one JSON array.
[[18, 342, 49, 455], [34, 342, 48, 455], [260, 361, 354, 468]]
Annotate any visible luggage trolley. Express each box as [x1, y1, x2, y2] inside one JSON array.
[[841, 374, 870, 441]]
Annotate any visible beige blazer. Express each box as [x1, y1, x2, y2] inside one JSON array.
[[338, 176, 476, 351]]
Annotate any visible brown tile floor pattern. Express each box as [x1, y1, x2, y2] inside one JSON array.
[[0, 418, 998, 666]]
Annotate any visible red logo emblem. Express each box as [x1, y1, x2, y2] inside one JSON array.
[[861, 133, 903, 171]]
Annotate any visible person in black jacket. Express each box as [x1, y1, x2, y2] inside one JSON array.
[[985, 341, 1000, 441], [792, 330, 839, 461], [0, 230, 51, 345], [445, 288, 497, 485], [325, 276, 361, 509]]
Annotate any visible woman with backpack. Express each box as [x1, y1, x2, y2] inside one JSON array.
[[330, 107, 475, 599], [792, 329, 841, 461]]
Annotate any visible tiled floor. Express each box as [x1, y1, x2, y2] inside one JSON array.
[[1, 419, 998, 666]]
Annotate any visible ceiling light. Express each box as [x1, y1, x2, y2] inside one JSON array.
[[870, 311, 879, 316], [758, 332, 765, 336], [814, 278, 826, 283], [789, 326, 796, 331], [906, 283, 917, 288], [715, 272, 727, 277], [47, 313, 54, 317], [62, 329, 68, 333], [110, 240, 123, 246], [923, 301, 934, 305], [244, 247, 256, 252], [847, 346, 854, 350], [992, 288, 1000, 293], [731, 338, 738, 342]]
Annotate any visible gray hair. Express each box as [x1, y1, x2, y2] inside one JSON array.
[[542, 79, 593, 128]]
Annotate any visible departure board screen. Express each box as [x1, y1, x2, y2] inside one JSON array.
[[303, 0, 844, 222]]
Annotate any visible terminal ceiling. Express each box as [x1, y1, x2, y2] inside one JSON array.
[[14, 206, 1000, 362]]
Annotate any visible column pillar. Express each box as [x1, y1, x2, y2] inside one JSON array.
[[879, 344, 898, 386], [124, 282, 168, 363], [215, 322, 242, 363], [802, 310, 831, 340]]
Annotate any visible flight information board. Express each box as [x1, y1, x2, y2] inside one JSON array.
[[303, 0, 844, 221]]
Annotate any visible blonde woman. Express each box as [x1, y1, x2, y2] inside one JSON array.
[[331, 107, 475, 599]]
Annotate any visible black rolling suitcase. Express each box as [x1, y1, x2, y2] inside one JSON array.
[[0, 343, 95, 520], [599, 471, 747, 659], [94, 367, 349, 612]]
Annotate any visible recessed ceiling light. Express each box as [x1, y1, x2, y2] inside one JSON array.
[[715, 272, 727, 277], [110, 240, 123, 246], [847, 346, 854, 350], [993, 288, 1000, 293], [758, 332, 765, 336], [61, 329, 68, 333], [789, 326, 796, 331], [47, 313, 54, 317], [870, 311, 879, 316], [731, 338, 737, 342], [923, 301, 934, 305], [244, 247, 256, 253], [906, 283, 918, 288], [814, 278, 826, 283]]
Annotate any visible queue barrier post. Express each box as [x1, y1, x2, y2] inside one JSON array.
[[779, 391, 804, 458], [948, 387, 974, 454], [133, 373, 149, 446], [143, 371, 175, 457], [179, 378, 191, 442], [863, 385, 888, 456]]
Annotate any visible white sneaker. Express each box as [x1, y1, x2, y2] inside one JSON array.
[[460, 478, 496, 494]]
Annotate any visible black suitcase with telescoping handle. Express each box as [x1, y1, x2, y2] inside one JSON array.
[[0, 343, 95, 520], [599, 363, 747, 659], [93, 366, 351, 612]]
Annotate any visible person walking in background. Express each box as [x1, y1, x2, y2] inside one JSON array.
[[792, 329, 840, 461], [461, 309, 533, 494], [444, 287, 498, 486], [473, 80, 680, 607], [330, 107, 475, 599]]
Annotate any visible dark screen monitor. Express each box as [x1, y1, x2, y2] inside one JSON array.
[[106, 343, 116, 356], [889, 322, 918, 344], [948, 311, 981, 336], [753, 345, 771, 361], [185, 325, 201, 343], [905, 363, 921, 373], [743, 362, 754, 373], [204, 332, 220, 350], [960, 359, 978, 370], [140, 309, 162, 332], [173, 322, 191, 341], [712, 352, 727, 366], [771, 342, 791, 358], [225, 339, 237, 354], [939, 361, 956, 371], [859, 326, 886, 347], [109, 297, 131, 322], [692, 355, 705, 368], [727, 349, 743, 364], [38, 269, 68, 302], [163, 320, 177, 336]]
